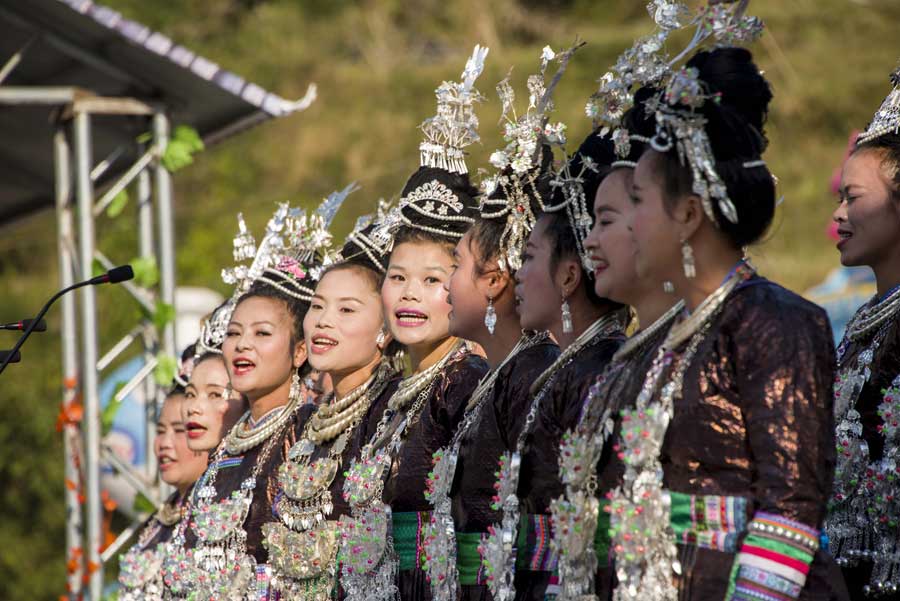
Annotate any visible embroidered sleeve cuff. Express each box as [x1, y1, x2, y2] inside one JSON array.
[[725, 512, 820, 601]]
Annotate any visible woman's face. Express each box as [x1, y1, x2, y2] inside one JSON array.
[[182, 357, 246, 452], [627, 150, 685, 285], [585, 168, 642, 305], [382, 240, 454, 348], [446, 231, 493, 340], [223, 296, 305, 400], [835, 149, 900, 269], [515, 215, 563, 332], [155, 393, 207, 490], [305, 267, 384, 377]]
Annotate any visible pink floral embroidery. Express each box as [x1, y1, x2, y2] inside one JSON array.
[[276, 257, 306, 280]]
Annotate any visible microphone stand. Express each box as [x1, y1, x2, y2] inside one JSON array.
[[0, 279, 99, 376], [0, 264, 137, 376]]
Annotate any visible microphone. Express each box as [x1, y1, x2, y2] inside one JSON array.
[[0, 319, 47, 332], [0, 265, 134, 375], [89, 265, 134, 285], [0, 350, 20, 364]]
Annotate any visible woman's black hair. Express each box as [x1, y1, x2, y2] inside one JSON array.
[[391, 166, 481, 253], [852, 131, 900, 202], [653, 47, 776, 248]]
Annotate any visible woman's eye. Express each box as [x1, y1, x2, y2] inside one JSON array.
[[209, 391, 221, 399], [340, 307, 355, 314], [425, 276, 441, 284], [225, 330, 239, 338], [173, 426, 186, 434], [389, 274, 404, 282], [257, 330, 271, 336], [311, 303, 323, 310], [600, 219, 613, 227], [185, 391, 195, 399]]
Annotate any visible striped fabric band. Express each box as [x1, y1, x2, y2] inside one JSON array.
[[194, 455, 244, 493], [457, 532, 488, 585], [725, 513, 819, 601], [392, 511, 429, 571], [515, 513, 559, 572], [669, 491, 749, 553], [255, 563, 277, 600]]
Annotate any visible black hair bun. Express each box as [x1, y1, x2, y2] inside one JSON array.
[[685, 47, 773, 160]]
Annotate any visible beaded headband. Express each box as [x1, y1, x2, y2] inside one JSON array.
[[419, 45, 489, 175], [858, 64, 900, 146], [480, 42, 584, 273]]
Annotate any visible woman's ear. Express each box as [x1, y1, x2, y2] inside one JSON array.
[[483, 267, 512, 301], [675, 193, 705, 242], [293, 339, 308, 369], [555, 256, 582, 299]]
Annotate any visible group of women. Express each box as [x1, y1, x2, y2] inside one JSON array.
[[115, 2, 900, 600]]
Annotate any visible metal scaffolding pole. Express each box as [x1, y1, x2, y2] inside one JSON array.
[[55, 123, 83, 600], [137, 155, 158, 483], [153, 112, 177, 358], [73, 110, 104, 600]]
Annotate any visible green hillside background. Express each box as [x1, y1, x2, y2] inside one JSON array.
[[1, 1, 898, 598]]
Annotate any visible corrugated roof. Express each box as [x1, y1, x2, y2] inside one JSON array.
[[0, 0, 315, 223]]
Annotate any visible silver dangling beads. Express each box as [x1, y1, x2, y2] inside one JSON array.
[[663, 281, 675, 294], [485, 296, 497, 335], [681, 240, 696, 279], [290, 371, 302, 403], [561, 298, 573, 334], [375, 330, 386, 347]]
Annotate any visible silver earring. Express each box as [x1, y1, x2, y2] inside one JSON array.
[[290, 372, 302, 402], [663, 281, 675, 294], [484, 296, 497, 335], [681, 240, 696, 279], [561, 297, 573, 334], [375, 330, 386, 346]]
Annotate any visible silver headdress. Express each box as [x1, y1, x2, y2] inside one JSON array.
[[649, 66, 740, 225], [587, 0, 763, 155], [390, 46, 489, 244], [340, 198, 395, 273], [480, 42, 584, 272], [639, 1, 765, 227], [194, 186, 353, 357], [858, 64, 900, 146], [420, 45, 490, 174]]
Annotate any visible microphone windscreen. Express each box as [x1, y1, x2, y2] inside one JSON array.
[[107, 265, 134, 284]]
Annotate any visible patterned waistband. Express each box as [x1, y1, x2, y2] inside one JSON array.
[[668, 491, 750, 553], [392, 511, 429, 572], [255, 564, 278, 601], [515, 513, 559, 572], [457, 531, 488, 585]]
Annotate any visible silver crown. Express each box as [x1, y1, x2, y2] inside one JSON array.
[[480, 42, 583, 273], [419, 45, 490, 175], [858, 65, 900, 146]]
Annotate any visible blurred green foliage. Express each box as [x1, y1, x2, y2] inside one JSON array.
[[1, 0, 899, 598]]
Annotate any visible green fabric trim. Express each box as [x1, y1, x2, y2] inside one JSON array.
[[457, 532, 485, 585], [595, 499, 611, 564], [515, 514, 529, 571], [741, 533, 814, 564], [392, 511, 426, 572]]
